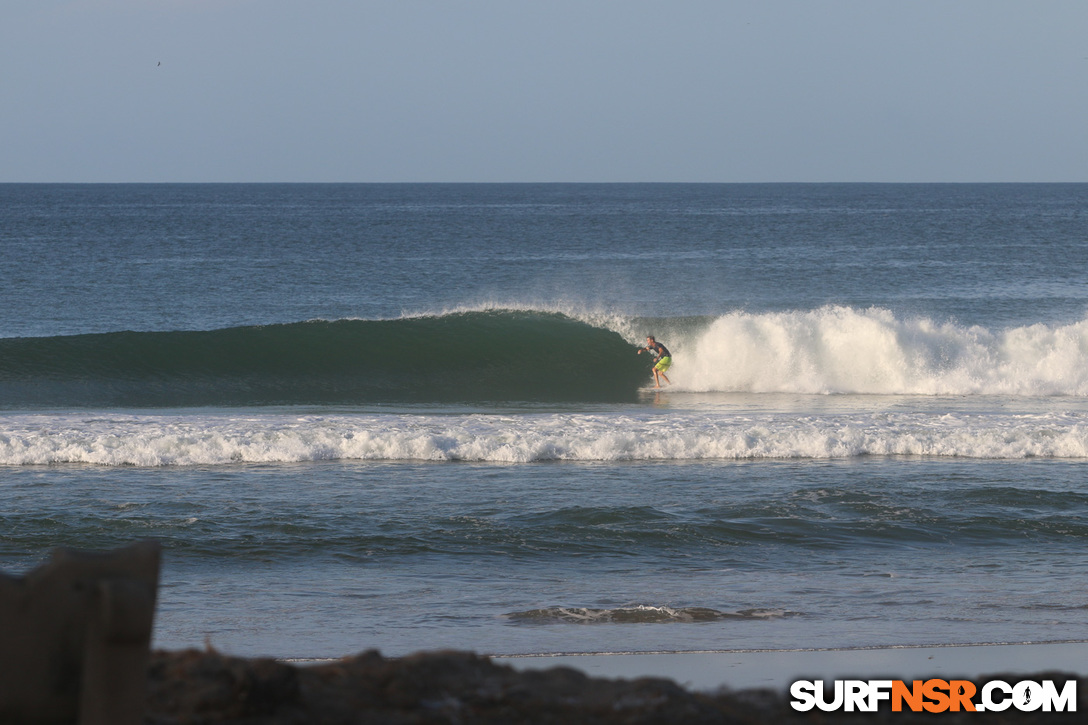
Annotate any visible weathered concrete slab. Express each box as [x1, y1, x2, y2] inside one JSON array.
[[0, 540, 160, 725]]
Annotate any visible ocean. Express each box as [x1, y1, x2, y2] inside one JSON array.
[[1, 183, 1087, 660]]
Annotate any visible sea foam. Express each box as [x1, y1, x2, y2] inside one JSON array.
[[4, 409, 1088, 466], [649, 307, 1088, 396]]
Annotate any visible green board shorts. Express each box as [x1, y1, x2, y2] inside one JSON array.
[[654, 356, 672, 372]]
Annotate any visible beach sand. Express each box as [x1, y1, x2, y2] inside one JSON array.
[[143, 644, 1086, 723]]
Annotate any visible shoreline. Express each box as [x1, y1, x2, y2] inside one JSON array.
[[281, 641, 1088, 693], [492, 641, 1088, 692]]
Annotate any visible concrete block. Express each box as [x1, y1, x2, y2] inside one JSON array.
[[0, 540, 161, 725]]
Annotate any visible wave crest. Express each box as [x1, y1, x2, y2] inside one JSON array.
[[667, 307, 1088, 395]]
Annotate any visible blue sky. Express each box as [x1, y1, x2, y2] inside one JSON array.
[[2, 1, 1086, 182]]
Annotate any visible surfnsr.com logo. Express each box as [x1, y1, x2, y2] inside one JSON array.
[[790, 678, 1077, 713]]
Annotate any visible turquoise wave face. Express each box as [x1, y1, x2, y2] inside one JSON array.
[[0, 311, 650, 407]]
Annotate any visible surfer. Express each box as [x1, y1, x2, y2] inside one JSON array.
[[637, 336, 672, 388]]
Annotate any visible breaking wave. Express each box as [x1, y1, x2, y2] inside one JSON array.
[[664, 306, 1088, 396], [0, 310, 648, 407], [4, 409, 1088, 466], [4, 304, 1088, 411]]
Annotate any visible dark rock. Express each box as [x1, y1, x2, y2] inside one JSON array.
[[143, 649, 1086, 724]]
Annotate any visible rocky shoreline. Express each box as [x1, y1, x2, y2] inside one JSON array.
[[145, 648, 1083, 723]]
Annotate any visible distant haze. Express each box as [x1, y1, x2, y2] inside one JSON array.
[[2, 1, 1086, 182]]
